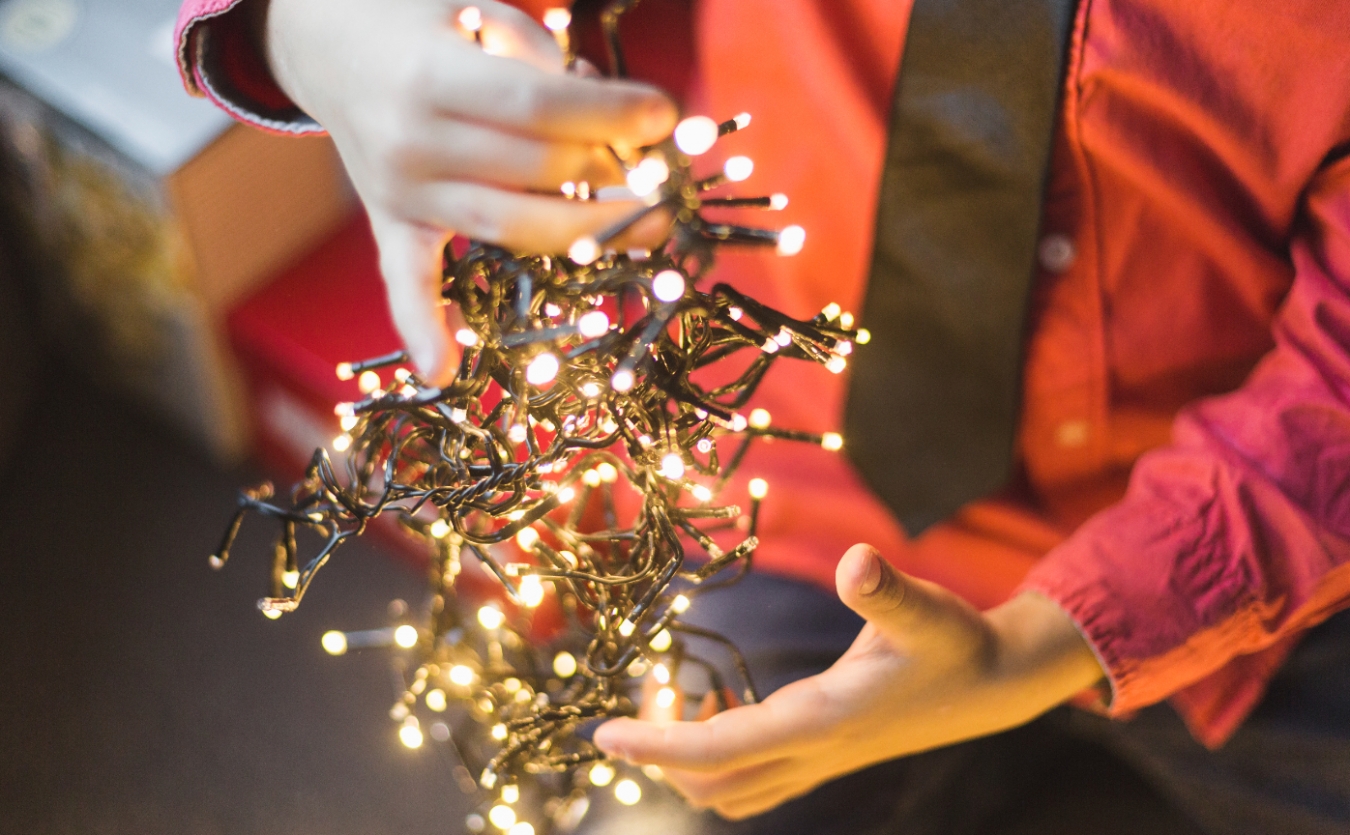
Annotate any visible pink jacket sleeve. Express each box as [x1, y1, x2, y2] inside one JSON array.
[[1020, 154, 1350, 747], [175, 0, 322, 134]]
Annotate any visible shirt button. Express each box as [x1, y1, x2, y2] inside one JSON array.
[[1054, 419, 1090, 449], [1038, 234, 1077, 273]]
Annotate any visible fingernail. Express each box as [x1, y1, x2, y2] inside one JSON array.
[[857, 549, 882, 595]]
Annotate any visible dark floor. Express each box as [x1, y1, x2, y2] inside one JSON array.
[[0, 361, 475, 835]]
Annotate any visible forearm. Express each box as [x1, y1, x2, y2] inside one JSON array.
[[985, 590, 1106, 720]]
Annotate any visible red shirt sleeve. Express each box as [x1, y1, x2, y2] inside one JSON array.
[[1020, 153, 1350, 746], [176, 0, 323, 134]]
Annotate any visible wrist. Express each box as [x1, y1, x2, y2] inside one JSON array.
[[984, 591, 1106, 717]]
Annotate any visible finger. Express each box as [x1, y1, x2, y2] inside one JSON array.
[[402, 180, 671, 253], [593, 689, 824, 772], [397, 120, 623, 191], [662, 758, 792, 811], [472, 2, 566, 73], [368, 211, 457, 384], [427, 51, 677, 148], [713, 782, 811, 821], [835, 543, 978, 645]]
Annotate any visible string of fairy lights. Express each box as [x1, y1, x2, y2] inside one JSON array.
[[211, 3, 869, 832]]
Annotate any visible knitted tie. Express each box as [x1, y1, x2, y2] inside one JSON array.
[[844, 0, 1078, 535]]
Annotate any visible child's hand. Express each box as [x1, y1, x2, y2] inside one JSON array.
[[262, 0, 677, 380]]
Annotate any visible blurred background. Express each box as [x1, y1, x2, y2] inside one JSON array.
[[0, 0, 481, 832]]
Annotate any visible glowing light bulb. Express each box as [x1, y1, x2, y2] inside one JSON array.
[[577, 310, 610, 339], [770, 193, 789, 210], [748, 408, 772, 430], [651, 270, 686, 303], [508, 823, 534, 835], [659, 453, 686, 480], [450, 665, 475, 687], [611, 368, 635, 392], [697, 438, 714, 453], [731, 413, 749, 432], [515, 526, 540, 551], [856, 327, 872, 344], [655, 686, 677, 710], [597, 462, 619, 482], [400, 718, 424, 749], [614, 779, 642, 806], [332, 433, 353, 452], [723, 156, 754, 182], [488, 804, 517, 830], [519, 575, 545, 608], [262, 608, 283, 621], [580, 381, 602, 398], [626, 157, 670, 197], [321, 630, 348, 656], [282, 569, 299, 589], [340, 414, 359, 432], [553, 651, 578, 678], [822, 302, 842, 320], [672, 594, 691, 614], [508, 424, 528, 444], [526, 353, 560, 386], [652, 662, 671, 684], [839, 312, 856, 330], [542, 7, 571, 30], [395, 624, 419, 648], [459, 6, 483, 33], [673, 116, 719, 155], [821, 432, 844, 452], [557, 486, 576, 503], [691, 484, 713, 503], [615, 618, 636, 637], [748, 478, 769, 500], [430, 519, 451, 539], [733, 112, 752, 129], [456, 328, 480, 347], [777, 225, 806, 256], [491, 723, 508, 741], [478, 605, 505, 630], [426, 688, 448, 712], [569, 236, 600, 265], [358, 370, 381, 393], [501, 784, 520, 804], [335, 362, 354, 381], [837, 340, 854, 356], [826, 356, 848, 374], [728, 306, 744, 321], [481, 769, 498, 790], [649, 629, 673, 652], [589, 762, 616, 787]]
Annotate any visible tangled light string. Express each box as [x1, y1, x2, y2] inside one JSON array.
[[211, 4, 869, 832]]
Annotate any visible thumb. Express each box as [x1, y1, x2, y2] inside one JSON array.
[[836, 544, 911, 623], [368, 211, 458, 385], [835, 544, 986, 650]]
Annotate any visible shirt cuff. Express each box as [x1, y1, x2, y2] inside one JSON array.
[[176, 0, 323, 135]]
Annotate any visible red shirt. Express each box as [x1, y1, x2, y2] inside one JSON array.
[[177, 0, 1350, 747]]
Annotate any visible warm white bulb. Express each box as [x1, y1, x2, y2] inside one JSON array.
[[856, 327, 872, 344], [340, 414, 359, 432], [430, 519, 452, 539], [501, 784, 521, 804], [649, 628, 673, 652], [458, 6, 483, 32], [659, 453, 686, 480], [837, 340, 854, 356], [321, 630, 348, 656], [426, 688, 448, 712], [652, 662, 671, 684], [262, 608, 283, 621], [723, 156, 754, 182], [478, 605, 506, 630], [731, 413, 749, 432], [282, 569, 300, 590], [542, 7, 571, 31], [597, 462, 619, 483], [515, 526, 540, 551], [332, 433, 353, 452], [394, 624, 419, 648], [651, 269, 686, 303], [491, 723, 508, 741], [400, 719, 425, 749], [508, 823, 534, 835], [691, 484, 713, 503], [553, 651, 578, 678], [839, 312, 856, 330], [618, 618, 636, 637], [450, 664, 475, 687], [826, 356, 848, 374], [578, 310, 610, 339], [614, 779, 642, 806], [580, 382, 602, 399], [508, 424, 528, 444], [821, 432, 844, 452], [655, 686, 677, 710], [671, 594, 691, 614], [335, 362, 354, 381], [769, 193, 789, 210], [569, 236, 600, 265], [748, 408, 772, 429], [777, 225, 806, 256], [733, 112, 752, 129], [358, 370, 381, 393], [673, 116, 719, 155], [519, 575, 545, 608], [526, 353, 560, 386], [589, 762, 616, 787], [488, 804, 517, 830], [456, 328, 480, 347], [748, 478, 769, 500], [822, 302, 842, 320], [611, 368, 635, 392], [557, 486, 576, 503]]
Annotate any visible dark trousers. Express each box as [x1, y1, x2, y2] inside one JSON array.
[[581, 572, 1350, 835]]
